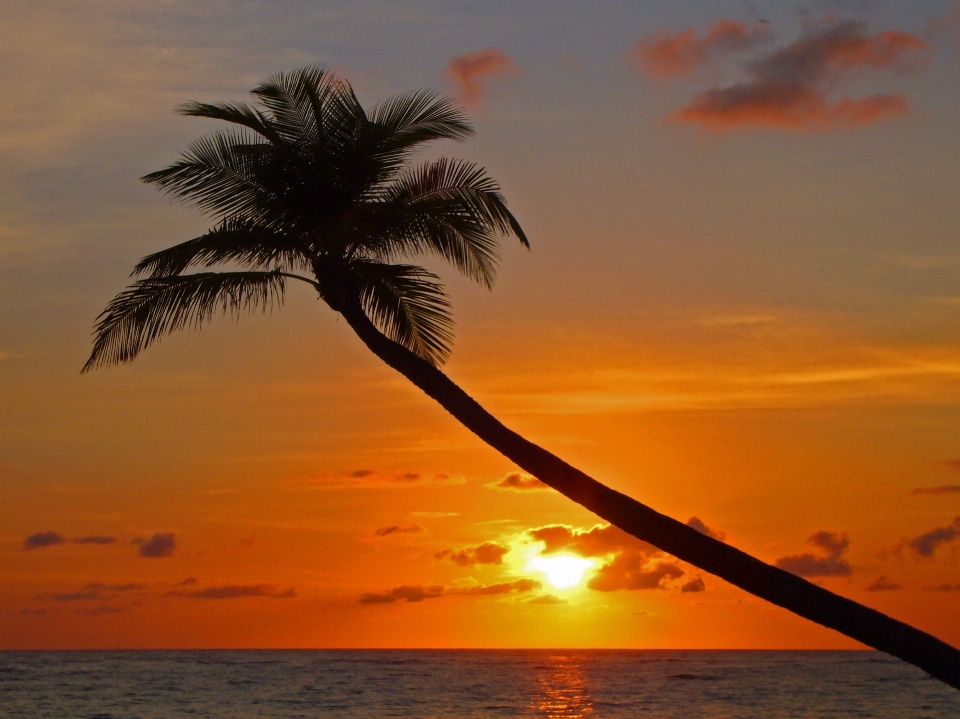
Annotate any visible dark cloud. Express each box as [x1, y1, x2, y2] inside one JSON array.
[[358, 584, 444, 604], [528, 594, 568, 605], [179, 584, 295, 600], [434, 542, 510, 567], [487, 472, 551, 492], [929, 582, 960, 591], [911, 485, 960, 495], [73, 536, 116, 545], [775, 531, 852, 577], [908, 517, 960, 557], [374, 524, 424, 537], [934, 459, 960, 472], [137, 533, 175, 558], [175, 577, 198, 586], [681, 577, 706, 593], [670, 17, 925, 131], [635, 19, 770, 77], [686, 517, 726, 541], [445, 47, 518, 107], [350, 469, 374, 478], [23, 531, 66, 550], [866, 576, 901, 591]]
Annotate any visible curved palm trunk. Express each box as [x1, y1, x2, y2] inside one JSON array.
[[339, 302, 960, 690]]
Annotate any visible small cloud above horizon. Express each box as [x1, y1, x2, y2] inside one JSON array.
[[23, 531, 66, 550], [907, 517, 960, 557], [136, 533, 175, 558], [374, 524, 424, 537], [775, 531, 852, 577], [444, 48, 517, 107], [486, 472, 551, 492]]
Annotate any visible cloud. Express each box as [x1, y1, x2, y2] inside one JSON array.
[[935, 459, 960, 472], [929, 582, 960, 591], [175, 577, 198, 586], [681, 577, 706, 593], [634, 19, 770, 77], [685, 517, 726, 541], [908, 518, 960, 557], [179, 584, 295, 600], [911, 485, 960, 495], [434, 542, 510, 567], [526, 523, 657, 557], [74, 605, 128, 616], [137, 533, 175, 558], [445, 47, 518, 107], [448, 579, 541, 596], [73, 536, 116, 545], [292, 470, 465, 488], [525, 523, 687, 592], [775, 530, 852, 577], [47, 589, 101, 602], [23, 531, 66, 550], [670, 17, 926, 131], [486, 472, 551, 492], [528, 594, 568, 605], [866, 576, 901, 591], [358, 584, 444, 604], [588, 553, 685, 592], [358, 579, 540, 604], [374, 524, 424, 537]]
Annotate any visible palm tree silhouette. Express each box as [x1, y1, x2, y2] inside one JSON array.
[[84, 67, 958, 689]]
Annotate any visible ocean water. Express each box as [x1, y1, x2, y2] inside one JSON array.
[[1, 650, 958, 718]]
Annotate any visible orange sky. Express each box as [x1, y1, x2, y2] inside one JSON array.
[[2, 1, 960, 650]]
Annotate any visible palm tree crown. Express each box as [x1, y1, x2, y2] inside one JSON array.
[[83, 66, 526, 372]]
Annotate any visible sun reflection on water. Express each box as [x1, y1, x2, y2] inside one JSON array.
[[527, 654, 596, 718]]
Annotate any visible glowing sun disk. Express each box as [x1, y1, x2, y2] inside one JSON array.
[[527, 554, 595, 589]]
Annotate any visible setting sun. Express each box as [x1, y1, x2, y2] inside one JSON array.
[[526, 554, 596, 589]]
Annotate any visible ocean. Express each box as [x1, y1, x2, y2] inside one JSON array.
[[1, 650, 958, 718]]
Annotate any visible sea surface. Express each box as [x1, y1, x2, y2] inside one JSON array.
[[2, 650, 959, 718]]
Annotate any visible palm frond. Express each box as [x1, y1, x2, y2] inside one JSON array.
[[82, 271, 286, 372], [357, 158, 528, 287], [142, 130, 274, 220], [353, 260, 454, 366], [132, 221, 313, 277], [177, 101, 284, 145]]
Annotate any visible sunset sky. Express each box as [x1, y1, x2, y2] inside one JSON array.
[[3, 0, 960, 650]]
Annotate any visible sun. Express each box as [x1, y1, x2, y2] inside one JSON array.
[[526, 554, 595, 589]]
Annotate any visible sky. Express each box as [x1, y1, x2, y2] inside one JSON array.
[[2, 0, 960, 650]]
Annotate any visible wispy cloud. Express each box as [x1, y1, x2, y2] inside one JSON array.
[[634, 19, 770, 77], [374, 524, 424, 537], [73, 536, 116, 545], [172, 584, 295, 600], [358, 579, 540, 605], [653, 17, 927, 132], [288, 470, 465, 489], [445, 48, 517, 107], [911, 485, 960, 495]]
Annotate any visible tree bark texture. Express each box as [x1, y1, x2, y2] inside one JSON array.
[[341, 302, 960, 690]]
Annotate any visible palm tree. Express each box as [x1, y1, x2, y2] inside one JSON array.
[[84, 67, 959, 689]]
